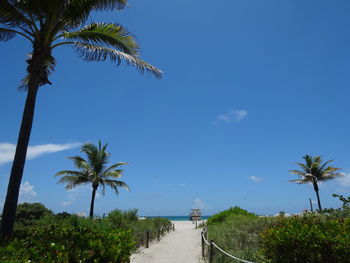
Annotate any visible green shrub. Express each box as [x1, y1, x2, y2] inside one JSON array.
[[15, 202, 53, 224], [129, 217, 172, 248], [1, 220, 135, 263], [260, 215, 350, 263], [108, 209, 138, 229], [207, 206, 256, 225], [207, 214, 270, 262], [323, 194, 350, 218]]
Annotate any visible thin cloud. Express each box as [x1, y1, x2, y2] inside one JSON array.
[[19, 181, 37, 203], [0, 142, 81, 165], [218, 109, 248, 124], [337, 173, 350, 188], [61, 186, 89, 207], [248, 176, 263, 182], [75, 211, 87, 217], [61, 201, 72, 207], [192, 198, 207, 209]]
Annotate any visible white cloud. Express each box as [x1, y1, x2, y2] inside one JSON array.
[[0, 142, 81, 165], [19, 181, 37, 203], [61, 185, 92, 208], [248, 176, 263, 182], [337, 173, 350, 188], [218, 109, 248, 124], [192, 198, 206, 209], [61, 201, 72, 207], [75, 211, 87, 217]]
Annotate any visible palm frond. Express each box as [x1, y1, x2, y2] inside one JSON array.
[[66, 156, 89, 169], [295, 162, 309, 172], [12, 0, 59, 21], [319, 159, 334, 171], [289, 179, 310, 184], [0, 0, 32, 29], [73, 42, 163, 78], [63, 23, 139, 55], [62, 0, 94, 27], [104, 179, 130, 194], [93, 0, 128, 11], [103, 162, 127, 173], [323, 166, 341, 174], [55, 170, 86, 177], [62, 0, 127, 28], [321, 173, 342, 181], [81, 142, 109, 174], [289, 169, 306, 176], [0, 27, 16, 41], [58, 175, 91, 189], [103, 170, 123, 179]]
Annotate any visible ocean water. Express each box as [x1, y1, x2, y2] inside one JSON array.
[[144, 216, 210, 221]]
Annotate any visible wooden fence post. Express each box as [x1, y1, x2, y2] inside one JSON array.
[[146, 230, 150, 248], [209, 240, 214, 263], [195, 219, 198, 229], [201, 231, 205, 257], [173, 223, 175, 231], [157, 228, 160, 242]]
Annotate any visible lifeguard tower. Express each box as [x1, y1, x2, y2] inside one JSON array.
[[189, 208, 201, 221]]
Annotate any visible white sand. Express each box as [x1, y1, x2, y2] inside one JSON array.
[[130, 221, 204, 263]]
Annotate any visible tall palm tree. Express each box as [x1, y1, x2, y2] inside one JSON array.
[[55, 141, 130, 218], [289, 154, 342, 211], [0, 0, 161, 236]]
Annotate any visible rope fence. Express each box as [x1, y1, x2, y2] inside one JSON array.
[[201, 228, 257, 263], [134, 223, 175, 249]]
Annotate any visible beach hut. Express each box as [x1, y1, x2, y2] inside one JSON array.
[[189, 209, 201, 221]]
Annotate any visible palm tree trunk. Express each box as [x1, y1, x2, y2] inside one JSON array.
[[315, 189, 322, 211], [313, 182, 322, 211], [89, 185, 98, 218], [0, 85, 39, 237]]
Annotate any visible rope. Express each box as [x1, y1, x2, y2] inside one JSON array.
[[201, 228, 257, 263], [201, 230, 210, 245], [212, 242, 257, 263]]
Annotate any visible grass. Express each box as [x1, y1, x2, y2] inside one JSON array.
[[207, 214, 271, 262]]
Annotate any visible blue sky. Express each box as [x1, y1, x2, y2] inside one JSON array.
[[1, 0, 350, 216]]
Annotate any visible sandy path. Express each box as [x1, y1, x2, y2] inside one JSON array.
[[130, 221, 204, 263]]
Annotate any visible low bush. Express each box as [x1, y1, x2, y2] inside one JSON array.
[[207, 206, 256, 225], [260, 215, 350, 263], [108, 209, 139, 229], [1, 220, 134, 263], [207, 216, 269, 262], [0, 203, 173, 262], [129, 217, 172, 248], [15, 202, 53, 225], [206, 207, 268, 262]]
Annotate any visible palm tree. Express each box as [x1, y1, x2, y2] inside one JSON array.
[[0, 0, 161, 236], [289, 154, 342, 211], [55, 141, 130, 218]]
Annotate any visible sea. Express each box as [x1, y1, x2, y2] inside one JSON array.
[[143, 216, 211, 221]]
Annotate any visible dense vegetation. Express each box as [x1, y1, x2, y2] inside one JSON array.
[[206, 199, 350, 263], [0, 203, 171, 262], [261, 215, 350, 263], [206, 206, 269, 262]]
